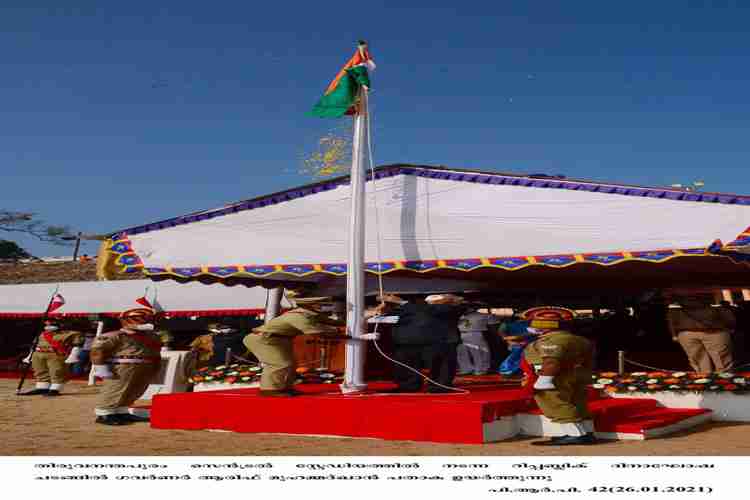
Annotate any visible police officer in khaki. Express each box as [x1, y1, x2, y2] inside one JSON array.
[[190, 322, 245, 369], [522, 306, 596, 446], [20, 319, 84, 397], [90, 308, 163, 425], [245, 296, 381, 397]]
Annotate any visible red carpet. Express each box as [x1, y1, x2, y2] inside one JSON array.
[[151, 381, 534, 444], [150, 381, 714, 443]]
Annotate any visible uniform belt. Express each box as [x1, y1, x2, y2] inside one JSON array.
[[35, 348, 59, 354], [679, 329, 727, 334], [109, 357, 161, 364]]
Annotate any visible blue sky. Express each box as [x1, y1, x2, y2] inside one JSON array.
[[2, 2, 749, 257]]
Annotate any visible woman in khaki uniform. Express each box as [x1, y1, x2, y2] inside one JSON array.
[[20, 319, 84, 397], [521, 306, 596, 446]]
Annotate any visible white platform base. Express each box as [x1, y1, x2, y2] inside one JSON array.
[[140, 351, 194, 400], [513, 410, 714, 441], [193, 381, 260, 392], [516, 413, 567, 437], [482, 416, 519, 443], [610, 391, 750, 422]]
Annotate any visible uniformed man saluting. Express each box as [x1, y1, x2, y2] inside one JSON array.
[[244, 296, 381, 397], [521, 306, 597, 446], [90, 307, 163, 425], [20, 319, 84, 397]]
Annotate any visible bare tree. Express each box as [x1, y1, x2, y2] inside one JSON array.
[[0, 210, 75, 245]]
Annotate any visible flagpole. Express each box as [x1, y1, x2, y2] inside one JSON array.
[[341, 87, 369, 393]]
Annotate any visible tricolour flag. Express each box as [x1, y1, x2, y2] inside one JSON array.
[[47, 293, 65, 313], [311, 40, 375, 118]]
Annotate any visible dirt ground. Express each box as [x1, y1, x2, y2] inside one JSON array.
[[2, 378, 750, 456]]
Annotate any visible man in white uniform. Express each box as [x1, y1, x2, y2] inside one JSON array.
[[456, 310, 498, 375]]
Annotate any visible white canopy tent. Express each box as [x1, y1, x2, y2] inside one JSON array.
[[107, 165, 750, 290]]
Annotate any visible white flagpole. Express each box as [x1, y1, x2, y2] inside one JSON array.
[[341, 87, 369, 393]]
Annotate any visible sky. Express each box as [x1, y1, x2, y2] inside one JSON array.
[[2, 1, 750, 257]]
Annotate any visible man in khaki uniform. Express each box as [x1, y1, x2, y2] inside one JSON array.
[[20, 319, 84, 397], [190, 322, 245, 368], [522, 306, 596, 446], [90, 308, 163, 425], [244, 296, 381, 397], [668, 295, 736, 373]]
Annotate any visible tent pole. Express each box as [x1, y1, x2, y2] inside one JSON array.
[[265, 287, 283, 323], [341, 88, 368, 393], [87, 321, 104, 386]]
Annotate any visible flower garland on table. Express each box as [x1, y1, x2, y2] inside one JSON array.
[[591, 371, 749, 394], [189, 364, 344, 385], [189, 364, 263, 385]]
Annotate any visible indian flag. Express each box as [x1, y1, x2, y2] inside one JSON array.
[[311, 40, 376, 118]]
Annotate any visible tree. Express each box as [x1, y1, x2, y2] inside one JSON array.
[[0, 239, 31, 260], [0, 210, 75, 245]]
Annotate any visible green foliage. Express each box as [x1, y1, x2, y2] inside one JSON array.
[[0, 239, 31, 260]]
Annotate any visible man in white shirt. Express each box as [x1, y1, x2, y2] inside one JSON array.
[[456, 310, 498, 375]]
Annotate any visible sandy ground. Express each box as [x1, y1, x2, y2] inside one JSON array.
[[2, 378, 750, 456]]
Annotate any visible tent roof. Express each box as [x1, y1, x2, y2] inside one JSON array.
[[112, 164, 750, 239], [108, 164, 750, 285], [0, 280, 289, 318]]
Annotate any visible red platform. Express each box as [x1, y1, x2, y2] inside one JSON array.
[[151, 380, 534, 444], [150, 377, 715, 444]]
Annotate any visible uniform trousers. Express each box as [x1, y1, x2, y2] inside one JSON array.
[[533, 367, 592, 424], [392, 342, 458, 392], [95, 363, 161, 416], [456, 331, 491, 374], [31, 353, 68, 390], [244, 333, 295, 391], [677, 330, 733, 373]]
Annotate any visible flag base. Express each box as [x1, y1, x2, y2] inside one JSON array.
[[339, 382, 368, 394]]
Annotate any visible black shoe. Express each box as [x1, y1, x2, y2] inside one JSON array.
[[44, 390, 60, 397], [532, 434, 597, 446], [95, 415, 131, 426], [19, 388, 49, 396], [427, 387, 456, 394], [118, 413, 150, 423], [531, 435, 564, 445]]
